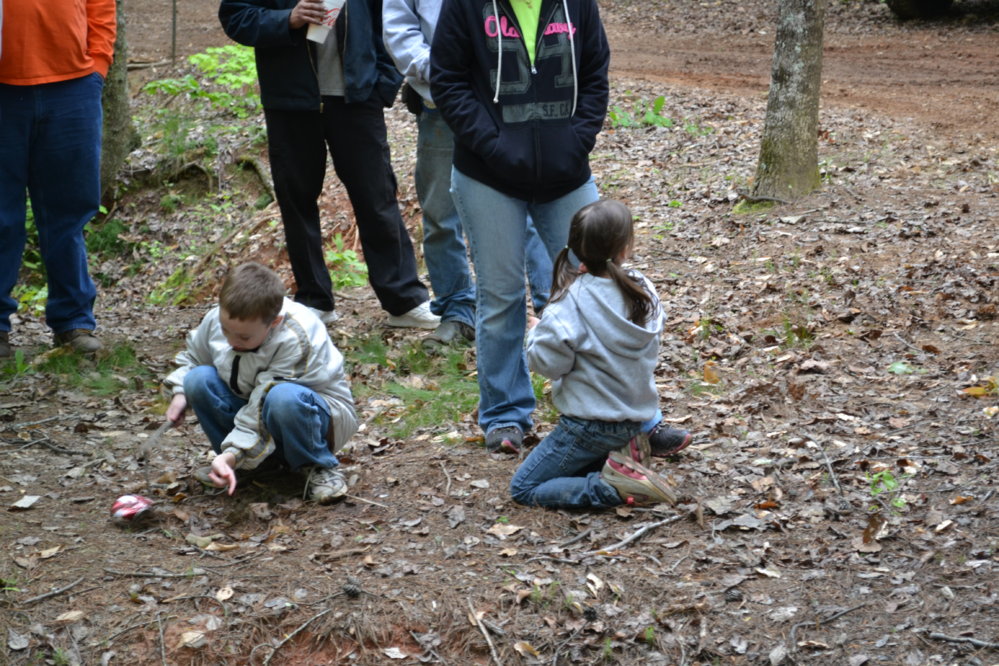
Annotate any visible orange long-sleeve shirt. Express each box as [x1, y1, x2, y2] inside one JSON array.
[[0, 0, 116, 85]]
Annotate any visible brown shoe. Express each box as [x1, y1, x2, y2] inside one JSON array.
[[0, 331, 10, 359], [53, 329, 102, 355]]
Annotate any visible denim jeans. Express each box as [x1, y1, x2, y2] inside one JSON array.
[[183, 366, 339, 471], [509, 416, 642, 509], [0, 74, 103, 333], [450, 169, 598, 434], [525, 220, 552, 312], [415, 109, 475, 327]]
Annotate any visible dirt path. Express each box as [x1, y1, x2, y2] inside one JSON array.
[[130, 0, 999, 142]]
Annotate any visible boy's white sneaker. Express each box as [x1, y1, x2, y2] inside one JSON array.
[[301, 466, 348, 504], [387, 302, 440, 330]]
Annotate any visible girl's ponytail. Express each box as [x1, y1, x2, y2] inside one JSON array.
[[548, 247, 577, 306]]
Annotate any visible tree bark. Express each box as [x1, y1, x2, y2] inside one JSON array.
[[101, 0, 139, 200], [751, 0, 826, 202]]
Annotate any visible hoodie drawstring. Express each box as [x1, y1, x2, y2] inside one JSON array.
[[492, 0, 502, 104], [562, 0, 578, 116]]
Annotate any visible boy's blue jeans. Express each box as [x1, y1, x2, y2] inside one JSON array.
[[450, 169, 598, 436], [0, 74, 103, 334], [183, 366, 339, 471], [509, 416, 643, 509]]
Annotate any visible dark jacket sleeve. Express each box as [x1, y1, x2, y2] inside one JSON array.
[[571, 0, 610, 153], [219, 0, 300, 48], [429, 0, 499, 160]]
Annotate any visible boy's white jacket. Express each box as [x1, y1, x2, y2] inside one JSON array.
[[527, 271, 664, 423], [163, 299, 357, 469], [382, 0, 443, 103]]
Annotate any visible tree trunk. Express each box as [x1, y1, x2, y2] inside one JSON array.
[[751, 0, 826, 202], [100, 0, 139, 200]]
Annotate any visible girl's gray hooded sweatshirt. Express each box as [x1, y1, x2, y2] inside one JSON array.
[[526, 271, 663, 423]]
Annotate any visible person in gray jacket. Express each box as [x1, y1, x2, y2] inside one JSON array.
[[509, 200, 677, 509], [164, 263, 358, 504]]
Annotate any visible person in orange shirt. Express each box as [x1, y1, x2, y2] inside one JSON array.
[[0, 0, 116, 358]]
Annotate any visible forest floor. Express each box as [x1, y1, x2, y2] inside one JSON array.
[[1, 1, 997, 665]]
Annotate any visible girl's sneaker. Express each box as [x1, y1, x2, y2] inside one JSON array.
[[601, 451, 677, 506], [649, 423, 692, 457], [618, 433, 651, 466]]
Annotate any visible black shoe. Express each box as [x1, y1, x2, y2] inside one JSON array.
[[0, 331, 10, 359], [485, 426, 522, 454], [53, 329, 102, 355], [649, 423, 692, 457], [423, 320, 475, 348]]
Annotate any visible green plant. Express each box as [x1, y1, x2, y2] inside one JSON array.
[[644, 626, 656, 645], [36, 343, 155, 396], [608, 95, 676, 129], [779, 317, 814, 348], [144, 45, 260, 119], [325, 233, 369, 289], [0, 350, 31, 381], [11, 283, 47, 316], [867, 469, 908, 513]]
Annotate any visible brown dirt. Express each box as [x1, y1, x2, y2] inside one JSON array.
[[2, 1, 997, 665]]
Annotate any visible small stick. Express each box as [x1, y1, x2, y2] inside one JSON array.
[[156, 612, 167, 666], [440, 461, 453, 497], [582, 515, 682, 557], [922, 631, 999, 649], [467, 598, 502, 666], [893, 332, 925, 355], [346, 494, 389, 508], [557, 528, 593, 548], [789, 603, 867, 650], [5, 415, 77, 430], [20, 576, 85, 606], [818, 444, 843, 495], [104, 568, 211, 578], [262, 608, 333, 665]]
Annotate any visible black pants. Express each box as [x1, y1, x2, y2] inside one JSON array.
[[264, 97, 428, 316]]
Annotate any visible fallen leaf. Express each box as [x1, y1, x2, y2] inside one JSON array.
[[486, 523, 523, 538], [216, 587, 234, 601], [205, 542, 238, 552], [383, 647, 408, 659], [177, 631, 207, 649], [703, 361, 720, 384], [498, 548, 518, 557], [55, 610, 85, 624], [513, 641, 540, 656], [10, 496, 40, 511], [39, 546, 61, 559]]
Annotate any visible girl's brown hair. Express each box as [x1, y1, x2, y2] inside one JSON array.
[[219, 262, 285, 323], [549, 199, 655, 326]]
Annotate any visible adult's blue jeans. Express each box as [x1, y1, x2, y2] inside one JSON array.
[[509, 416, 642, 509], [450, 169, 598, 434], [183, 366, 339, 471], [415, 109, 475, 327], [0, 74, 103, 333], [525, 219, 553, 313]]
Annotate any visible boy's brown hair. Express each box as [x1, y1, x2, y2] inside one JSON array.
[[219, 262, 286, 323]]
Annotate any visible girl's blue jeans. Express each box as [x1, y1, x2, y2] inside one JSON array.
[[183, 366, 339, 470], [509, 416, 643, 509]]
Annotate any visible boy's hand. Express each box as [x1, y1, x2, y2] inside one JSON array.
[[166, 393, 188, 424], [209, 452, 238, 496]]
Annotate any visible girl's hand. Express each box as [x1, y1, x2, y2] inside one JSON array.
[[209, 452, 238, 496], [527, 315, 540, 329], [166, 393, 187, 424]]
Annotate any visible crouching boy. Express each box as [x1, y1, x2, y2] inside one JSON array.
[[163, 262, 357, 503]]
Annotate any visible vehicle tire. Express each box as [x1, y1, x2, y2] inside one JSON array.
[[885, 0, 954, 20]]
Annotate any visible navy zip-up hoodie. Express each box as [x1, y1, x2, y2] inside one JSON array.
[[219, 0, 402, 110], [430, 0, 609, 203]]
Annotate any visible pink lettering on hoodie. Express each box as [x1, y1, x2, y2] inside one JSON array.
[[484, 15, 521, 38]]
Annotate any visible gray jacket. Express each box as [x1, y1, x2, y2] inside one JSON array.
[[382, 0, 443, 102], [164, 299, 357, 469], [527, 271, 664, 423]]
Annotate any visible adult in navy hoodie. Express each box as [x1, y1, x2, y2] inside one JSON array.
[[430, 0, 610, 453], [219, 0, 437, 329]]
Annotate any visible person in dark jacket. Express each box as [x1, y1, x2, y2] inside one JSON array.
[[219, 0, 440, 329], [430, 0, 610, 453]]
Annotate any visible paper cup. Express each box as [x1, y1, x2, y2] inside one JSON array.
[[307, 0, 346, 43]]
